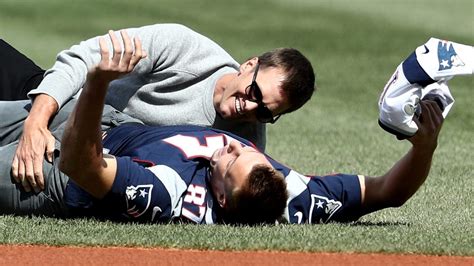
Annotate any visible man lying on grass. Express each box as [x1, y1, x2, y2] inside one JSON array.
[[0, 35, 288, 225], [0, 35, 444, 224]]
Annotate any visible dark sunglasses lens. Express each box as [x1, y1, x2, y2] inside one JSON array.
[[252, 84, 263, 101], [246, 83, 263, 102]]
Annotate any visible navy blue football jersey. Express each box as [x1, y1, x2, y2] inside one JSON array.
[[64, 125, 363, 224]]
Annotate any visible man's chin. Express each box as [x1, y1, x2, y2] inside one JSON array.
[[216, 107, 232, 119], [217, 112, 242, 121]]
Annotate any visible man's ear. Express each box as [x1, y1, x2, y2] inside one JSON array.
[[218, 193, 226, 208], [238, 57, 259, 74], [212, 176, 227, 208]]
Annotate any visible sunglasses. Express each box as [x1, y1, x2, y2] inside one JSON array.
[[245, 63, 281, 124]]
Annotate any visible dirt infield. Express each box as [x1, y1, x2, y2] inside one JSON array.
[[1, 245, 473, 265]]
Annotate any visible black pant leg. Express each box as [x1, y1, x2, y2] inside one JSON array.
[[0, 39, 45, 100]]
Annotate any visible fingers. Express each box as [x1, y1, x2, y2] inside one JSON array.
[[46, 137, 55, 163], [408, 100, 444, 148], [104, 30, 145, 70], [108, 30, 123, 67], [11, 155, 20, 183], [33, 154, 44, 190], [95, 30, 145, 81], [131, 35, 146, 70], [11, 129, 55, 193], [428, 100, 444, 125], [24, 157, 35, 190], [121, 30, 133, 68], [419, 100, 444, 128], [98, 36, 110, 66], [13, 150, 31, 192], [12, 152, 35, 193], [25, 156, 43, 193]]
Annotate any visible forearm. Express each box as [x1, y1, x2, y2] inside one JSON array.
[[59, 72, 117, 199], [362, 100, 443, 214], [59, 73, 108, 179], [25, 94, 58, 128], [361, 146, 435, 214], [382, 146, 434, 203]]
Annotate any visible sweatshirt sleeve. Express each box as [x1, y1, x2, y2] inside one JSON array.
[[28, 23, 237, 109], [28, 34, 102, 108]]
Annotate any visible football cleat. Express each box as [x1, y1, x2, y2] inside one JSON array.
[[377, 37, 470, 139], [378, 62, 423, 139], [379, 79, 454, 140]]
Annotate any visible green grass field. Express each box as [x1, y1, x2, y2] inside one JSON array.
[[0, 0, 473, 256]]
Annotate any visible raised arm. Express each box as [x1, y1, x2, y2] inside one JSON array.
[[16, 23, 234, 192], [10, 26, 147, 192], [59, 31, 145, 198], [10, 29, 117, 192], [360, 100, 444, 214]]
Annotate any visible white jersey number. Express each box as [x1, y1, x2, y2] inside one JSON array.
[[163, 134, 238, 223], [164, 134, 237, 159]]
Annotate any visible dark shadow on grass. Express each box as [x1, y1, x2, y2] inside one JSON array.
[[349, 221, 411, 227]]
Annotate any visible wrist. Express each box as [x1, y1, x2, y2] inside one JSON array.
[[86, 69, 115, 86], [24, 113, 50, 129], [26, 94, 58, 127], [411, 143, 437, 157]]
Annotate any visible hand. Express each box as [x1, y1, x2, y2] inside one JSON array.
[[11, 119, 55, 193], [408, 100, 444, 152], [88, 30, 146, 83]]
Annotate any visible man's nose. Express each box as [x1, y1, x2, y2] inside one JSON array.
[[243, 100, 259, 112], [228, 141, 243, 155]]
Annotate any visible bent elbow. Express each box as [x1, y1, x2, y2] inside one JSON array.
[[386, 196, 410, 208], [58, 149, 85, 179]]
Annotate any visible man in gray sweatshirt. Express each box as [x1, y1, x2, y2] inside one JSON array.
[[1, 24, 315, 192]]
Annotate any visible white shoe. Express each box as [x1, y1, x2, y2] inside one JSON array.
[[378, 62, 422, 139], [379, 79, 454, 139], [378, 37, 471, 139], [416, 38, 473, 81]]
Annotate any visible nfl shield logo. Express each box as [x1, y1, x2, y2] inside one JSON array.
[[308, 194, 342, 224], [125, 184, 153, 218]]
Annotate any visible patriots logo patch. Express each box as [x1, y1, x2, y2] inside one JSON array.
[[308, 194, 342, 224], [438, 41, 465, 71], [125, 184, 153, 218]]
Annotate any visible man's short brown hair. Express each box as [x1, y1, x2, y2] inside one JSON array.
[[258, 48, 316, 113], [224, 164, 288, 225]]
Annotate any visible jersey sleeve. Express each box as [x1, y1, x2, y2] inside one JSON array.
[[103, 156, 188, 223], [283, 170, 364, 224]]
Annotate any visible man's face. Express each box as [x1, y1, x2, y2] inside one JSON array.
[[215, 59, 289, 123], [209, 141, 272, 207]]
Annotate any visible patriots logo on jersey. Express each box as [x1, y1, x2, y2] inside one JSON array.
[[438, 41, 465, 71], [308, 194, 342, 224], [125, 184, 153, 218]]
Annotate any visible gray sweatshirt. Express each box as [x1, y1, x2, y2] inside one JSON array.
[[29, 24, 265, 150]]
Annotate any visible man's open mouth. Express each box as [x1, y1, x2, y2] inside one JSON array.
[[235, 97, 243, 115]]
